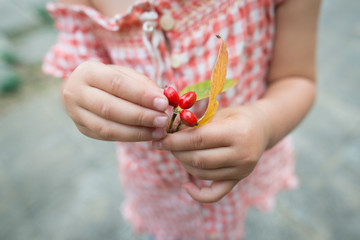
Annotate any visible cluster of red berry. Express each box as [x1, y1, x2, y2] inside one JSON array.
[[163, 86, 198, 132]]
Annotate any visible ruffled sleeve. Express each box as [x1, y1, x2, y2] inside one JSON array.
[[42, 3, 111, 79]]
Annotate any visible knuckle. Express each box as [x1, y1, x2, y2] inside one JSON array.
[[98, 124, 114, 139], [135, 110, 147, 126], [100, 102, 112, 120], [189, 133, 204, 150], [136, 129, 146, 141], [76, 60, 98, 72], [190, 153, 205, 169], [61, 85, 73, 103], [110, 76, 123, 93], [73, 61, 97, 78]]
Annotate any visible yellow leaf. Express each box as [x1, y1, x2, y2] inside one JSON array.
[[197, 35, 228, 126]]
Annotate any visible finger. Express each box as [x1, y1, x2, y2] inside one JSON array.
[[77, 61, 168, 112], [182, 180, 238, 203], [74, 107, 167, 141], [172, 147, 236, 169], [152, 123, 231, 151], [76, 124, 104, 140], [80, 87, 169, 128], [181, 163, 239, 181]]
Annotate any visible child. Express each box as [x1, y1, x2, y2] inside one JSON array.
[[43, 0, 320, 239]]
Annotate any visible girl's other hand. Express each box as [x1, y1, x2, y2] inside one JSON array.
[[152, 106, 270, 203], [62, 61, 169, 142]]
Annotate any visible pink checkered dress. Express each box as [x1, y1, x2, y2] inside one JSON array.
[[43, 0, 298, 239]]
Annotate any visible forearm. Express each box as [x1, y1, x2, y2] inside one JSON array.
[[251, 0, 320, 149], [251, 76, 316, 149]]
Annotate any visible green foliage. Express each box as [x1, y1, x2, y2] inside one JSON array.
[[0, 73, 21, 93], [35, 5, 54, 25], [1, 51, 18, 65], [180, 79, 238, 101]]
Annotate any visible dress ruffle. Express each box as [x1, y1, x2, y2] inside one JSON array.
[[46, 1, 172, 31]]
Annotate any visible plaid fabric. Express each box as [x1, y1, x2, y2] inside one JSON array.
[[43, 0, 297, 239]]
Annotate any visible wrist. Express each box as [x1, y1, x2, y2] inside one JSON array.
[[245, 101, 273, 151]]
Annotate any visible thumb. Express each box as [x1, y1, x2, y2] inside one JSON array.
[[182, 180, 238, 203]]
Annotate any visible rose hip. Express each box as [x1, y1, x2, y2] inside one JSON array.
[[179, 91, 197, 109], [164, 86, 179, 107], [180, 109, 198, 127]]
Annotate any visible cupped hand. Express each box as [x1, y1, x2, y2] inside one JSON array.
[[152, 106, 270, 203], [62, 61, 170, 142]]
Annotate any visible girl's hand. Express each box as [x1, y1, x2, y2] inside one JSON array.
[[150, 0, 320, 204], [62, 61, 169, 142], [152, 106, 270, 203]]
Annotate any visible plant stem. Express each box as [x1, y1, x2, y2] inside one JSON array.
[[174, 121, 182, 132], [169, 112, 177, 133]]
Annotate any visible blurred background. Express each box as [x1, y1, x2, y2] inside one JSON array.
[[0, 0, 359, 239]]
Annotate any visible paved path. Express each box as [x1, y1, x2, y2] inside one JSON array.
[[1, 0, 360, 240]]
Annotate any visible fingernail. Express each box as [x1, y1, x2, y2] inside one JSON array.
[[154, 116, 168, 128], [152, 128, 167, 139], [154, 98, 168, 111], [152, 140, 162, 150]]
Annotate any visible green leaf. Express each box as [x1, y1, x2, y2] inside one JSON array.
[[180, 78, 238, 101]]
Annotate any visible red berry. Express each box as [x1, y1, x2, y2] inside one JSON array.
[[180, 110, 198, 127], [179, 91, 197, 109], [163, 86, 179, 107]]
